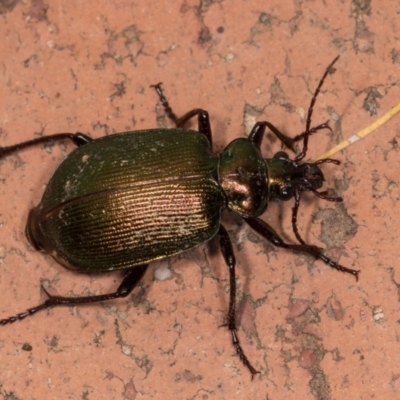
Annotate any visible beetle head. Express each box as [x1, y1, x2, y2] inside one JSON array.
[[266, 151, 340, 203]]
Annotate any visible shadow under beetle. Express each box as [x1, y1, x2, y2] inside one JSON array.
[[0, 56, 358, 378]]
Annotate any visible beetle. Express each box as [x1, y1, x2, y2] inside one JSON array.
[[0, 56, 358, 378]]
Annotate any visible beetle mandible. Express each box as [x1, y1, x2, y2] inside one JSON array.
[[0, 56, 358, 378]]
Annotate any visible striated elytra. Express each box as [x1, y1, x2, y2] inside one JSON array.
[[0, 56, 358, 378]]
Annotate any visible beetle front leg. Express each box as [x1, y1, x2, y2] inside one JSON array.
[[0, 132, 92, 159], [249, 56, 339, 159], [244, 217, 359, 280], [218, 225, 260, 379], [0, 265, 148, 325], [249, 121, 296, 151], [248, 121, 331, 153]]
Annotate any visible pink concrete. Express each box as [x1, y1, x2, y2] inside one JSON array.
[[1, 1, 400, 399]]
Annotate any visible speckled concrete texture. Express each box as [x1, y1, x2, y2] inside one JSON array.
[[0, 1, 400, 399]]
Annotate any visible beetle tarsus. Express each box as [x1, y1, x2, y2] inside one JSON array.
[[0, 303, 48, 326], [230, 330, 260, 379], [150, 82, 179, 124]]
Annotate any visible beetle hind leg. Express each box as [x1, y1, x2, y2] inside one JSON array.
[[0, 265, 148, 326], [0, 132, 92, 159]]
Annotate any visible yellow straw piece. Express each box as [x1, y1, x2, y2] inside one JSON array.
[[314, 101, 400, 161]]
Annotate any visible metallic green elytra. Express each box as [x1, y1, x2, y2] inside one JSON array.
[[27, 129, 224, 272], [0, 57, 360, 378]]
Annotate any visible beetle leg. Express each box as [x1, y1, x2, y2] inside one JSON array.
[[244, 217, 360, 281], [176, 109, 213, 144], [150, 83, 213, 145], [218, 225, 260, 379], [250, 56, 340, 159], [291, 187, 307, 245], [0, 132, 92, 159], [248, 120, 331, 153], [248, 121, 296, 152], [0, 265, 148, 326], [286, 121, 331, 144]]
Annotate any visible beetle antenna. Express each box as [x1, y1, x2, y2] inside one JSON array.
[[295, 55, 340, 162]]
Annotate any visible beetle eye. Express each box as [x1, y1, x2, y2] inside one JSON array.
[[274, 151, 289, 160], [279, 187, 293, 200]]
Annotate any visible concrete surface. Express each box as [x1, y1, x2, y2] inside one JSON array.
[[0, 1, 399, 399]]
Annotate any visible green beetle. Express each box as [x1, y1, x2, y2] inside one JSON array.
[[0, 56, 358, 378]]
